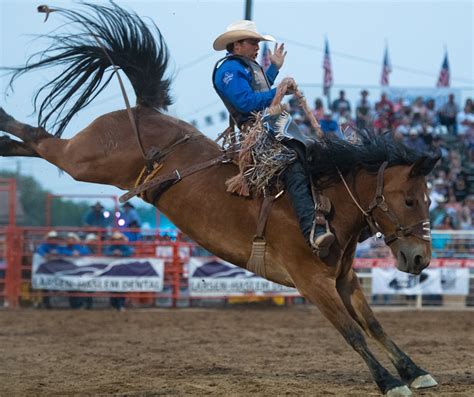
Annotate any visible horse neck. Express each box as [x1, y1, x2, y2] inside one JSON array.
[[329, 168, 378, 243]]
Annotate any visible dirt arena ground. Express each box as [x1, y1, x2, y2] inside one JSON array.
[[0, 306, 473, 396]]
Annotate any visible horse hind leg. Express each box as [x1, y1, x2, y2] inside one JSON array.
[[336, 268, 438, 391], [0, 107, 53, 143], [0, 135, 40, 157]]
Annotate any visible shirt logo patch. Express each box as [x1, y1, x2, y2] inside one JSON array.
[[223, 72, 233, 85]]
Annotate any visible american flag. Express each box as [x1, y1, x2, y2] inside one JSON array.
[[260, 41, 271, 71], [436, 51, 450, 87], [380, 46, 392, 86], [322, 37, 333, 96]]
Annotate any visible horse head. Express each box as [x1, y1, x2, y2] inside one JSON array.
[[369, 155, 439, 274]]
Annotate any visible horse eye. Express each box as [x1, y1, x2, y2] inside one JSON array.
[[405, 198, 415, 207]]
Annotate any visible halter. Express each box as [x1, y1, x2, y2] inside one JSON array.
[[338, 161, 431, 245]]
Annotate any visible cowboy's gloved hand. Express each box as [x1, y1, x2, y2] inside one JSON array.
[[280, 77, 297, 95], [269, 43, 287, 70]]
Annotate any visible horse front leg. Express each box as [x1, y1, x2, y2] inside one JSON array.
[[292, 268, 412, 396], [336, 268, 438, 391]]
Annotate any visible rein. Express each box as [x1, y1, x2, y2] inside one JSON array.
[[337, 162, 431, 245]]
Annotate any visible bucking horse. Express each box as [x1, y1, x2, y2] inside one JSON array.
[[0, 3, 440, 396]]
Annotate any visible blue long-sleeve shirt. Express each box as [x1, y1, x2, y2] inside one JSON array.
[[214, 57, 279, 118]]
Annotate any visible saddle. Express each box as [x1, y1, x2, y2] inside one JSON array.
[[216, 110, 332, 276]]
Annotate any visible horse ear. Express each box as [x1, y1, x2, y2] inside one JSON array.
[[409, 155, 440, 178]]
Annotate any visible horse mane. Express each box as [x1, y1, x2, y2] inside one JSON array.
[[5, 1, 171, 137], [308, 129, 439, 187]]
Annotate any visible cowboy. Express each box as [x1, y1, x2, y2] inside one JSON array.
[[212, 20, 335, 256]]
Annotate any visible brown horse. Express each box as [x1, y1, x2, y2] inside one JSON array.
[[0, 3, 439, 396]]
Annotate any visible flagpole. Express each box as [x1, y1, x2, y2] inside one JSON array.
[[322, 36, 333, 112]]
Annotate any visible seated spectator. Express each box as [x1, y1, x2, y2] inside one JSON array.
[[293, 113, 311, 137], [119, 202, 142, 242], [392, 97, 404, 115], [429, 178, 448, 210], [312, 98, 325, 120], [84, 233, 99, 254], [431, 136, 449, 160], [36, 230, 63, 309], [401, 98, 412, 118], [63, 232, 93, 309], [375, 92, 394, 127], [64, 232, 91, 257], [82, 201, 110, 229], [331, 90, 351, 119], [404, 127, 426, 153], [419, 123, 434, 148], [411, 96, 427, 125], [452, 174, 469, 202], [104, 231, 134, 257], [424, 98, 438, 126], [319, 111, 342, 138], [458, 197, 473, 230], [457, 99, 474, 137], [355, 90, 372, 129], [438, 94, 459, 135], [395, 116, 411, 136], [436, 214, 458, 230], [104, 231, 134, 311], [430, 195, 449, 227], [36, 230, 64, 256]]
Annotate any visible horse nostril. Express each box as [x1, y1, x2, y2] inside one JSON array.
[[414, 255, 424, 268], [400, 251, 407, 265]]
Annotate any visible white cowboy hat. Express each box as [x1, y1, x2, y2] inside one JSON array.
[[213, 20, 275, 51]]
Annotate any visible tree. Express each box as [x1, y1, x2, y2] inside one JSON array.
[[0, 171, 88, 226]]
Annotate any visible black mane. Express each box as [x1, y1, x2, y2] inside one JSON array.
[[307, 129, 438, 187], [4, 1, 171, 137]]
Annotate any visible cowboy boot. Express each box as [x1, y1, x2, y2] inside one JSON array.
[[310, 210, 335, 258], [283, 161, 335, 257]]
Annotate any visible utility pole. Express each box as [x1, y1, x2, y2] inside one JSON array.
[[244, 0, 252, 20], [15, 160, 21, 177]]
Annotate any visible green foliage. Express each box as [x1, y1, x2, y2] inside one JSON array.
[[0, 171, 89, 226], [0, 170, 162, 227]]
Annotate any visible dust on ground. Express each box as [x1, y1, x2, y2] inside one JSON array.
[[0, 306, 473, 396]]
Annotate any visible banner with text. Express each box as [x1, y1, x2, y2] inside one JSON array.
[[372, 268, 469, 295], [188, 257, 299, 297], [32, 254, 164, 292]]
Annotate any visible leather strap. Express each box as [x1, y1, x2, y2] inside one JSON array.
[[255, 195, 276, 238], [120, 155, 228, 203]]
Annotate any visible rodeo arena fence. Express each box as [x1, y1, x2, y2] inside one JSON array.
[[0, 179, 473, 310]]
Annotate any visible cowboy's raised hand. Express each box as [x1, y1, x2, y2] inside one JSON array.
[[269, 43, 287, 70]]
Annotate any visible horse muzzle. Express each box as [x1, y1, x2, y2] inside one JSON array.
[[396, 244, 431, 275]]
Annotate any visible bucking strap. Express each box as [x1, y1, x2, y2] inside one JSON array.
[[255, 195, 276, 238], [246, 195, 277, 278], [120, 155, 228, 203]]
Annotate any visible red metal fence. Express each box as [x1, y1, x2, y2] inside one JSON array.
[[0, 225, 473, 309]]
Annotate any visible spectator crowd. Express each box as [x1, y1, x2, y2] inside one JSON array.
[[288, 91, 473, 233]]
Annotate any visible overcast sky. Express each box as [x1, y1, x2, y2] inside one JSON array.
[[1, 0, 473, 205]]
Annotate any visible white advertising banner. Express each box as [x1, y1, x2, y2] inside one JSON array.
[[438, 268, 470, 295], [372, 268, 442, 295], [32, 253, 165, 292], [372, 268, 469, 295], [188, 257, 299, 297]]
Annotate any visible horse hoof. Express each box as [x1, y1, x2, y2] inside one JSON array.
[[410, 374, 438, 389], [386, 385, 412, 397]]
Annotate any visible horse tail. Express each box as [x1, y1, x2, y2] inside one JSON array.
[[5, 2, 172, 137]]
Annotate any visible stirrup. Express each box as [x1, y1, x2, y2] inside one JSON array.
[[310, 226, 335, 258]]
